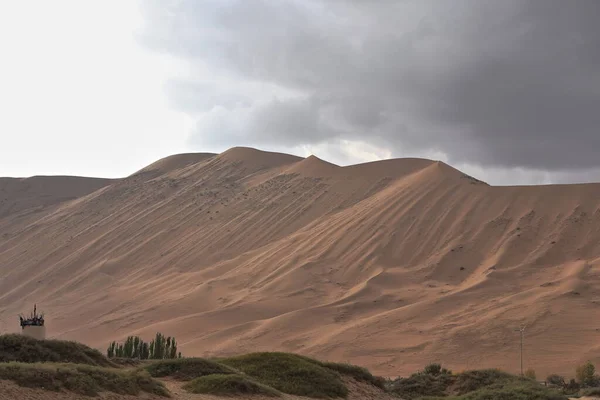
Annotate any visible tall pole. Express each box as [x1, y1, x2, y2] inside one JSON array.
[[520, 328, 523, 376], [515, 325, 526, 376]]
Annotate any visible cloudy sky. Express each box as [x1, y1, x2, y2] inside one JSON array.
[[1, 1, 599, 185]]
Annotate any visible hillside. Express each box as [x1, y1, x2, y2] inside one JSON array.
[[0, 175, 113, 219], [1, 146, 599, 379]]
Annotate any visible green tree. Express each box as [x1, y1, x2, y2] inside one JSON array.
[[576, 361, 596, 386]]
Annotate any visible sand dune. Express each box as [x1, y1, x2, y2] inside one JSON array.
[[1, 146, 599, 379], [0, 175, 113, 219]]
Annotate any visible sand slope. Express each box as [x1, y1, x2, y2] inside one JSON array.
[[1, 146, 600, 379]]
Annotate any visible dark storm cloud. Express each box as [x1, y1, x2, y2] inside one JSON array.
[[138, 0, 600, 172]]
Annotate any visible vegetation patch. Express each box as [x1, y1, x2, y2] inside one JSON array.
[[296, 355, 386, 389], [389, 369, 454, 399], [107, 332, 181, 360], [143, 357, 237, 380], [424, 382, 566, 400], [581, 387, 600, 397], [183, 374, 280, 397], [0, 362, 169, 397], [389, 365, 566, 400], [219, 352, 348, 398], [0, 334, 114, 367]]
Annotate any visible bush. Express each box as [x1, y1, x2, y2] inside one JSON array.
[[451, 369, 514, 394], [576, 361, 597, 386], [389, 367, 565, 400], [219, 352, 348, 398], [436, 382, 567, 400], [582, 388, 600, 397], [425, 363, 443, 376], [564, 379, 580, 394], [546, 374, 565, 386], [0, 334, 114, 367], [525, 369, 537, 380], [0, 362, 168, 397], [183, 374, 280, 397], [143, 357, 237, 380], [389, 372, 454, 399]]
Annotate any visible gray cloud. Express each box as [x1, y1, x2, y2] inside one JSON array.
[[138, 0, 600, 182]]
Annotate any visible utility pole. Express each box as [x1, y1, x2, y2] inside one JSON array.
[[514, 325, 526, 376]]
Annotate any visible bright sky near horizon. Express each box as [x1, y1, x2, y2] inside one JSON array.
[[1, 1, 599, 185], [0, 1, 191, 178]]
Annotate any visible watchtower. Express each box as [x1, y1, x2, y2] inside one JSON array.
[[18, 304, 46, 340]]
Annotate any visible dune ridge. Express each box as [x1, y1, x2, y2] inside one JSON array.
[[1, 147, 599, 378]]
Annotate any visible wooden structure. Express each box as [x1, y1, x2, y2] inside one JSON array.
[[18, 304, 46, 340]]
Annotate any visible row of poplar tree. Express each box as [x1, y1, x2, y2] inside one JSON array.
[[106, 332, 181, 359]]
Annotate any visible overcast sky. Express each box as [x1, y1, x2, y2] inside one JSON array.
[[1, 1, 599, 185]]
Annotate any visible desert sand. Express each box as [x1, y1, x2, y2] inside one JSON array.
[[1, 147, 599, 379]]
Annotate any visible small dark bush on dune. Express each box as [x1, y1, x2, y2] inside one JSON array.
[[143, 357, 237, 380], [219, 352, 348, 398], [0, 334, 114, 367], [0, 362, 169, 397], [183, 374, 280, 397]]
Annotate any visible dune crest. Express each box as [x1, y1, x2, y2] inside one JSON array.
[[1, 147, 599, 378]]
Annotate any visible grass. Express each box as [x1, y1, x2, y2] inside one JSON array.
[[296, 355, 386, 389], [143, 353, 386, 398], [143, 357, 237, 380], [389, 368, 567, 400], [581, 388, 600, 397], [390, 370, 454, 399], [449, 369, 516, 394], [424, 383, 566, 400], [0, 362, 169, 397], [0, 334, 114, 367], [219, 352, 349, 398], [183, 374, 281, 397]]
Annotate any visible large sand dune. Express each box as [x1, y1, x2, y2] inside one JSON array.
[[1, 147, 599, 378]]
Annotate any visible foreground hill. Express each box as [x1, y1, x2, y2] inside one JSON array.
[[1, 147, 599, 379], [0, 335, 567, 399]]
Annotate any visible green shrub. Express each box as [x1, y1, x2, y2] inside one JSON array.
[[389, 372, 454, 399], [425, 363, 443, 376], [564, 378, 580, 394], [431, 382, 567, 400], [582, 387, 600, 397], [450, 369, 514, 395], [0, 362, 168, 397], [219, 352, 348, 398], [143, 357, 236, 380], [389, 367, 562, 400], [0, 334, 113, 367], [546, 374, 565, 386], [581, 388, 600, 397], [576, 361, 597, 386], [183, 374, 280, 397]]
